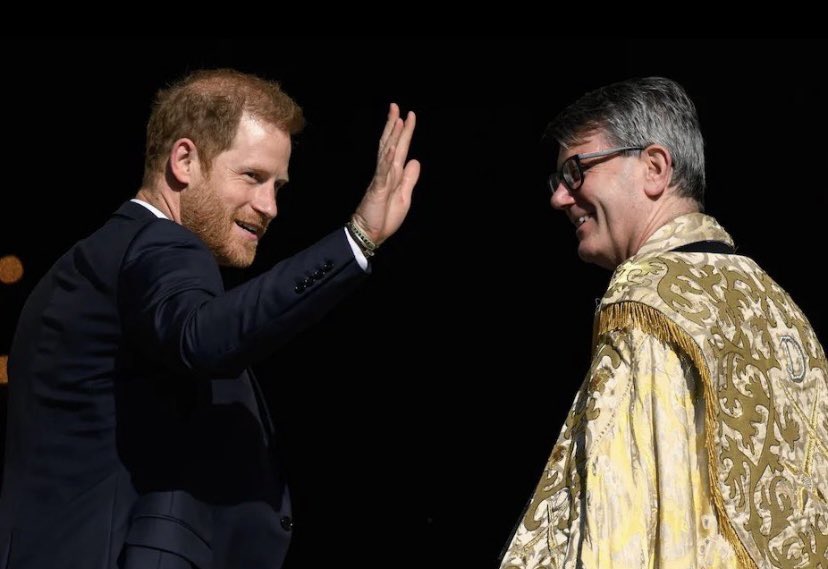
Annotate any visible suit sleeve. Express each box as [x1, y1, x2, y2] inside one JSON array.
[[118, 220, 368, 377]]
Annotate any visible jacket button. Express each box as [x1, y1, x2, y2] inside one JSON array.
[[312, 270, 324, 280], [303, 277, 314, 287], [322, 261, 333, 272], [294, 284, 305, 294], [280, 516, 293, 531]]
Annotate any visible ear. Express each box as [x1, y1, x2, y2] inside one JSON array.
[[168, 138, 200, 186], [642, 144, 672, 199]]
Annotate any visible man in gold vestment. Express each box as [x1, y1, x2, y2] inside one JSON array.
[[500, 77, 828, 569]]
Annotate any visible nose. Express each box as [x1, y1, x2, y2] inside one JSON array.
[[251, 185, 277, 221], [550, 183, 574, 210]]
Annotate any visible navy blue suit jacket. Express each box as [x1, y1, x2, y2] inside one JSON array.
[[0, 201, 367, 568]]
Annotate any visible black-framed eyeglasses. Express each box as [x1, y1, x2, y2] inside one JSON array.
[[548, 146, 644, 193]]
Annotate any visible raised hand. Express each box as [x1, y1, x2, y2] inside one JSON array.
[[351, 103, 421, 247]]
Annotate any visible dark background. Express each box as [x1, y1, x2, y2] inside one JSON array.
[[1, 37, 826, 568]]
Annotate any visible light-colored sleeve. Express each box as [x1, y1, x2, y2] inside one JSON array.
[[500, 328, 738, 569], [577, 328, 738, 568]]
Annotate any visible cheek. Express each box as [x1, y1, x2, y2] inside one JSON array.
[[603, 214, 635, 252], [213, 192, 242, 220]]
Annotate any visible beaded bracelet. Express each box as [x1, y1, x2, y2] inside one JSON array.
[[346, 220, 378, 257]]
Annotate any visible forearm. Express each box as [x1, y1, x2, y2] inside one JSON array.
[[121, 224, 367, 376]]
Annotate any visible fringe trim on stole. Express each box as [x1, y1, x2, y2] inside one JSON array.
[[597, 301, 756, 569]]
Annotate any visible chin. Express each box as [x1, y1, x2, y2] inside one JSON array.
[[577, 245, 614, 271], [221, 258, 255, 269], [227, 254, 256, 269], [577, 243, 597, 264], [215, 245, 257, 268]]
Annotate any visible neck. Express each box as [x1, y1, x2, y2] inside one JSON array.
[[631, 195, 699, 257], [135, 186, 182, 223]]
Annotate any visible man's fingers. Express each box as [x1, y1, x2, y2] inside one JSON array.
[[392, 111, 416, 168], [373, 141, 396, 183], [378, 103, 400, 153], [401, 159, 421, 193]]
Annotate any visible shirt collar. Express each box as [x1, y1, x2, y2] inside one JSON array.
[[130, 198, 169, 220]]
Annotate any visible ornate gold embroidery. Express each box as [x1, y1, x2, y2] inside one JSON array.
[[500, 214, 828, 569], [504, 339, 626, 569], [604, 247, 828, 569]]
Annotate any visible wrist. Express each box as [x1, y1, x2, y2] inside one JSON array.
[[346, 219, 378, 257]]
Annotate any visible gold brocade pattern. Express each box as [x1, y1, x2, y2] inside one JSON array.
[[501, 213, 828, 568], [604, 214, 828, 568]]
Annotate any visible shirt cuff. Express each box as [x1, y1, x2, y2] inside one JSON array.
[[344, 227, 369, 271]]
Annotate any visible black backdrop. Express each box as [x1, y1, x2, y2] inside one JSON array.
[[1, 37, 826, 568]]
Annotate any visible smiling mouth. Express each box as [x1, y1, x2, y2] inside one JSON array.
[[235, 220, 263, 238], [575, 215, 592, 227]]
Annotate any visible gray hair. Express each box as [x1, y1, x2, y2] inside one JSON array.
[[546, 77, 705, 207]]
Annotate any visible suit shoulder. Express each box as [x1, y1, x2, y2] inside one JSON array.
[[127, 219, 208, 255], [122, 218, 219, 289]]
